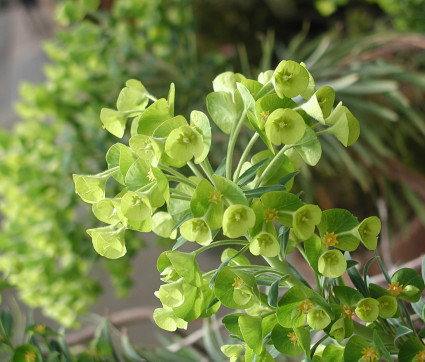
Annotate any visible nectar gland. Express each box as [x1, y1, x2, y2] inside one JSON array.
[[147, 168, 156, 182], [297, 300, 313, 314], [323, 232, 338, 247], [416, 350, 425, 362], [25, 351, 37, 362], [208, 190, 223, 204], [232, 277, 245, 289], [387, 282, 404, 297], [287, 332, 299, 346], [341, 305, 355, 319], [264, 208, 278, 223], [361, 347, 378, 362]]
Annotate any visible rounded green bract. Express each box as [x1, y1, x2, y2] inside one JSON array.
[[355, 298, 380, 323], [318, 249, 347, 278], [265, 108, 306, 146], [223, 205, 256, 238]]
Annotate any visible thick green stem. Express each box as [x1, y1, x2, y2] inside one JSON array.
[[188, 161, 204, 180], [166, 175, 197, 188], [226, 110, 247, 179], [200, 160, 215, 184], [233, 133, 260, 182], [159, 164, 189, 180], [170, 194, 192, 201], [255, 145, 291, 187], [263, 256, 304, 288]]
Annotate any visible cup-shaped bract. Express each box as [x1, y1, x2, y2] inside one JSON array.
[[129, 134, 162, 167], [155, 279, 185, 308], [273, 60, 309, 99], [165, 125, 203, 164], [329, 318, 346, 342], [153, 307, 187, 332], [73, 174, 107, 204], [121, 191, 151, 222], [223, 205, 256, 238], [326, 102, 360, 147], [318, 249, 347, 278], [293, 204, 322, 240], [100, 108, 128, 138], [357, 216, 381, 250], [355, 298, 380, 323], [377, 295, 398, 319], [221, 345, 244, 362], [152, 212, 177, 239], [249, 232, 280, 257], [87, 226, 126, 259], [265, 109, 306, 146], [307, 307, 331, 330], [180, 218, 212, 246], [116, 79, 148, 113], [233, 284, 255, 306]]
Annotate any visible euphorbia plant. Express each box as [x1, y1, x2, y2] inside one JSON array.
[[74, 60, 425, 361]]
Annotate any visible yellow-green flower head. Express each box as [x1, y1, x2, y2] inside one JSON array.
[[329, 318, 345, 342], [232, 277, 254, 306], [273, 60, 310, 98], [121, 192, 151, 222], [249, 232, 280, 257], [165, 125, 203, 164], [318, 249, 347, 278], [223, 205, 256, 238], [355, 298, 380, 323], [155, 280, 185, 308], [180, 218, 212, 246], [377, 295, 397, 319], [265, 108, 306, 146], [307, 306, 331, 330], [357, 216, 381, 250], [293, 204, 322, 240]]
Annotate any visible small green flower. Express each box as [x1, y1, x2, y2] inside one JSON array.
[[318, 249, 347, 278], [377, 295, 397, 319], [273, 60, 309, 98], [293, 204, 322, 240], [165, 125, 203, 164], [355, 298, 380, 323], [249, 232, 280, 257], [223, 205, 256, 238], [152, 212, 177, 239], [357, 216, 381, 250], [307, 307, 331, 330], [180, 218, 212, 246], [120, 191, 151, 222], [265, 108, 306, 145]]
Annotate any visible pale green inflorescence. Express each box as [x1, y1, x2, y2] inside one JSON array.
[[73, 59, 424, 361]]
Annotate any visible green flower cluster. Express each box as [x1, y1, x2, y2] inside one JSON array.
[[74, 60, 425, 361]]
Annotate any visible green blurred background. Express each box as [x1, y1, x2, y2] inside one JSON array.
[[0, 0, 424, 358]]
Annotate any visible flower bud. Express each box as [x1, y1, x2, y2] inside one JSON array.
[[223, 205, 255, 238], [265, 108, 306, 146], [318, 249, 347, 278], [293, 204, 322, 240], [180, 218, 212, 246], [249, 232, 280, 257], [403, 285, 421, 297], [377, 295, 397, 319], [355, 298, 380, 323], [307, 307, 331, 330]]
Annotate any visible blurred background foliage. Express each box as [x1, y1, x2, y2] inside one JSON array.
[[0, 0, 424, 331]]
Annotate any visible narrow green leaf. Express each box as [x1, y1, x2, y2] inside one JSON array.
[[215, 157, 227, 176], [237, 158, 270, 186], [345, 253, 368, 296], [373, 330, 392, 362], [268, 276, 289, 308], [278, 225, 290, 256], [171, 213, 192, 232], [363, 256, 378, 286], [172, 236, 188, 251], [244, 185, 287, 199]]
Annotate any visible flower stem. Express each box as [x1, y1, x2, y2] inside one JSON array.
[[255, 145, 291, 187], [167, 175, 197, 188], [226, 110, 247, 179], [195, 240, 248, 255], [200, 160, 215, 185], [263, 256, 304, 288], [188, 161, 205, 180], [233, 133, 260, 182]]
